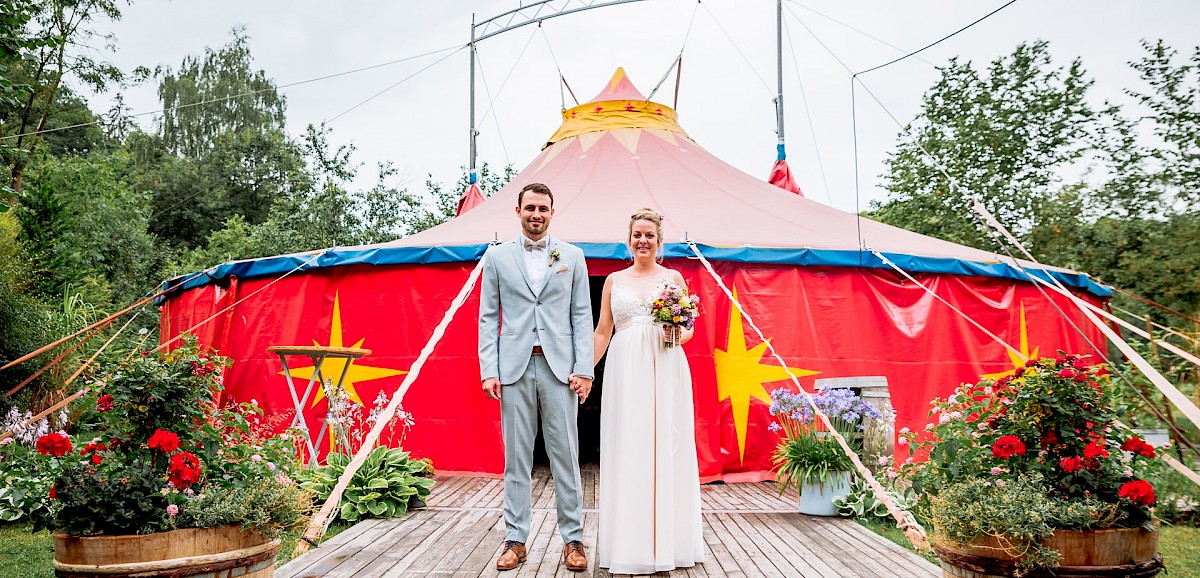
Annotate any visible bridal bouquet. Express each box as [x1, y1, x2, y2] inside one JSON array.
[[650, 282, 699, 347]]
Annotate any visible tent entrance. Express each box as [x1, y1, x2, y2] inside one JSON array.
[[533, 275, 607, 466]]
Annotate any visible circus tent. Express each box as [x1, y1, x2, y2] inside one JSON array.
[[159, 68, 1109, 481]]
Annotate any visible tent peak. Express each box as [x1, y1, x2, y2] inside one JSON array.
[[587, 67, 647, 103]]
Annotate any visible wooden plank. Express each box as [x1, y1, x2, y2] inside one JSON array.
[[700, 515, 745, 578], [811, 517, 914, 578], [418, 509, 497, 575], [373, 510, 471, 577], [328, 511, 456, 578], [427, 476, 471, 507], [454, 516, 506, 577], [827, 518, 938, 577], [710, 513, 787, 577], [441, 477, 485, 508], [783, 514, 886, 577], [759, 513, 856, 578], [731, 513, 822, 577], [276, 518, 384, 578], [278, 517, 397, 578], [514, 510, 554, 577]]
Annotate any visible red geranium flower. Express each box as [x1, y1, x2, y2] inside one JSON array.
[[96, 394, 113, 412], [1083, 440, 1110, 460], [49, 484, 57, 500], [1040, 430, 1060, 446], [148, 429, 181, 453], [1060, 456, 1085, 473], [1119, 479, 1156, 506], [1120, 436, 1156, 459], [168, 451, 202, 489], [992, 435, 1027, 459], [35, 433, 72, 457], [1057, 368, 1076, 379]]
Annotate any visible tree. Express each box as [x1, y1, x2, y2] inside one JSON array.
[[1, 0, 125, 193], [18, 150, 157, 306], [415, 161, 516, 234], [870, 41, 1103, 251], [154, 27, 286, 158], [137, 29, 304, 250]]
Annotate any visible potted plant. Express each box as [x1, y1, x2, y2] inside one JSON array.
[[768, 387, 883, 516], [31, 336, 312, 578], [900, 353, 1164, 576]]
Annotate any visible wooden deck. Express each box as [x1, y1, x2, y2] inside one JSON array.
[[278, 464, 939, 578]]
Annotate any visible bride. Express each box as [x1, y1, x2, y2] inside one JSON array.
[[593, 208, 704, 574]]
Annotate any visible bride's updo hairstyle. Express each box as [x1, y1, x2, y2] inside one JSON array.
[[628, 207, 664, 245], [628, 207, 665, 261]]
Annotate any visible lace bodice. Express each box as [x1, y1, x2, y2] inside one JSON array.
[[611, 273, 670, 332]]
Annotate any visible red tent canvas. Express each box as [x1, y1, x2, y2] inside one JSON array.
[[160, 69, 1109, 480]]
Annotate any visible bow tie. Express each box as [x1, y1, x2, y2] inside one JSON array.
[[523, 237, 548, 251]]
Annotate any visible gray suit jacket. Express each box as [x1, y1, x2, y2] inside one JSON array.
[[478, 236, 595, 385]]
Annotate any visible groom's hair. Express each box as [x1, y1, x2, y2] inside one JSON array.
[[517, 183, 554, 207]]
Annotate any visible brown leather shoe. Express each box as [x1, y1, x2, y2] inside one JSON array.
[[496, 541, 527, 571], [564, 541, 587, 572]]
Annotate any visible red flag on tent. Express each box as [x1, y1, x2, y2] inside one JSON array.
[[768, 159, 803, 196], [455, 182, 486, 216]]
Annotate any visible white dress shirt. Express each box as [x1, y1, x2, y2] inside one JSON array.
[[522, 235, 549, 346]]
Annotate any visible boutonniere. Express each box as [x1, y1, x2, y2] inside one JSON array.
[[548, 247, 561, 267]]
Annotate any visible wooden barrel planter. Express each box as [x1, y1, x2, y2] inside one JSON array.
[[934, 525, 1163, 577], [53, 524, 281, 578]]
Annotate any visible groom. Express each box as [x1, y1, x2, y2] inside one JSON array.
[[479, 182, 594, 572]]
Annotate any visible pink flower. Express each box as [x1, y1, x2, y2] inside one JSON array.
[[996, 480, 1006, 487], [990, 467, 1002, 475], [166, 504, 179, 517], [251, 454, 262, 463]]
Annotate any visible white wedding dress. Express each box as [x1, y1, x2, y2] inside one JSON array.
[[598, 274, 705, 574]]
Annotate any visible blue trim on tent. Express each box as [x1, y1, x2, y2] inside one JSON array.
[[158, 242, 1111, 300]]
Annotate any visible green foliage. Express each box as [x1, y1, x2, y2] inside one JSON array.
[[833, 475, 912, 520], [31, 337, 311, 537], [0, 440, 57, 523], [901, 355, 1165, 570], [871, 40, 1200, 326], [871, 41, 1101, 250], [155, 27, 286, 159], [179, 476, 313, 541], [772, 434, 853, 495], [300, 447, 435, 522], [1149, 464, 1200, 527], [17, 150, 157, 305], [929, 473, 1110, 570], [50, 459, 169, 535]]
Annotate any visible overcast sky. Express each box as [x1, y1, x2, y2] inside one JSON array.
[[87, 0, 1199, 214]]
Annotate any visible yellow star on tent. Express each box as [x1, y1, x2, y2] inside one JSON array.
[[981, 301, 1039, 381], [714, 288, 819, 462], [280, 292, 407, 408]]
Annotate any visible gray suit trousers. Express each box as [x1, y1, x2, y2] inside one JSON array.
[[501, 354, 583, 544]]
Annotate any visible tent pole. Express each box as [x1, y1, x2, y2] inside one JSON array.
[[775, 0, 785, 157], [469, 13, 478, 185]]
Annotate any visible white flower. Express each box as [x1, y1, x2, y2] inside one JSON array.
[[899, 427, 910, 435], [897, 437, 908, 446]]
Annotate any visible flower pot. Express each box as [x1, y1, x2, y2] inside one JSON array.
[[53, 524, 281, 578], [797, 470, 851, 516], [934, 524, 1163, 577]]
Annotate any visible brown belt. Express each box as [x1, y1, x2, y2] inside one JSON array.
[[531, 345, 544, 355]]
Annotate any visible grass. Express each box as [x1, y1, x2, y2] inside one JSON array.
[[1160, 525, 1200, 578], [854, 517, 938, 564], [0, 523, 53, 578], [856, 517, 1200, 575]]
